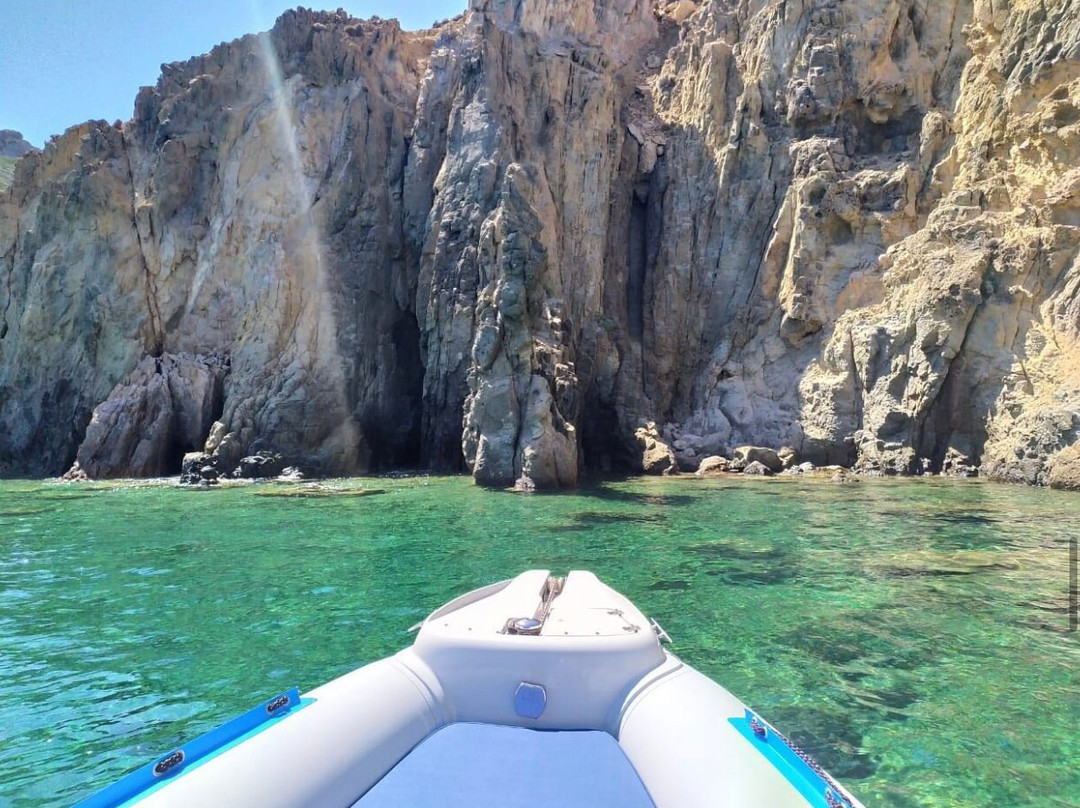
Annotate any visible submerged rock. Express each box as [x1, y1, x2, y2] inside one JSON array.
[[868, 550, 1021, 577], [250, 484, 385, 498]]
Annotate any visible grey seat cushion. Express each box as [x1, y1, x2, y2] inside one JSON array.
[[353, 722, 656, 807]]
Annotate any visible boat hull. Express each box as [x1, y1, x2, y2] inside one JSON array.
[[74, 570, 864, 808]]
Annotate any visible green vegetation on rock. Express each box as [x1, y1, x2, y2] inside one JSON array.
[[0, 156, 16, 191]]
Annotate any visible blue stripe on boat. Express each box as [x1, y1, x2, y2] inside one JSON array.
[[73, 688, 310, 808], [729, 709, 849, 808], [355, 723, 656, 808]]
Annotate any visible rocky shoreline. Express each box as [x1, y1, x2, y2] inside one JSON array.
[[3, 1, 1080, 491]]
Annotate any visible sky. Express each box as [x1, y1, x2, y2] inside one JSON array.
[[1, 0, 467, 147]]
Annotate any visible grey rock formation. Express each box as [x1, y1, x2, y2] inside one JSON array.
[[672, 427, 727, 471], [695, 455, 729, 476], [3, 1, 1080, 487], [0, 130, 34, 158], [234, 451, 286, 479], [180, 452, 219, 485], [69, 353, 226, 478], [777, 446, 798, 469], [633, 423, 679, 475], [732, 446, 784, 474], [1, 12, 426, 478], [742, 460, 772, 476]]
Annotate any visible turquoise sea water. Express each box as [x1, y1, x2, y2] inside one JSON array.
[[1, 474, 1077, 807]]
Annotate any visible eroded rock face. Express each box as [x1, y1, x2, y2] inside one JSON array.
[[68, 353, 227, 478], [1, 11, 428, 477], [3, 1, 1080, 486]]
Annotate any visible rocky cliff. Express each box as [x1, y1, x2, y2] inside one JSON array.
[[0, 131, 36, 192], [2, 0, 1080, 488], [0, 130, 35, 159]]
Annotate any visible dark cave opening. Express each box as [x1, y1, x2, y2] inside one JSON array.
[[163, 434, 193, 476], [580, 398, 637, 475], [920, 350, 984, 475], [363, 311, 424, 471], [852, 106, 925, 155], [167, 367, 226, 476]]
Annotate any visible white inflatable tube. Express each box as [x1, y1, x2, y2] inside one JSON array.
[[619, 660, 813, 807], [137, 658, 444, 808]]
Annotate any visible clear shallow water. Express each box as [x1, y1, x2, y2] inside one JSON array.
[[0, 475, 1077, 808]]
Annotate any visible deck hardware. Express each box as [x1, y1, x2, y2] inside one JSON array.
[[649, 618, 672, 644], [750, 714, 768, 740], [507, 617, 543, 635], [534, 575, 565, 623], [502, 575, 566, 634], [152, 750, 185, 778]]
